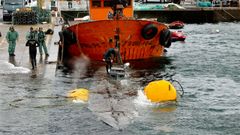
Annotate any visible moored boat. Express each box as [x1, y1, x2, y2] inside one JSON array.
[[171, 30, 186, 42], [168, 21, 184, 29], [59, 0, 172, 68]]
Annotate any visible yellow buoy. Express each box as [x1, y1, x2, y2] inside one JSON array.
[[144, 80, 177, 102], [67, 88, 89, 102]]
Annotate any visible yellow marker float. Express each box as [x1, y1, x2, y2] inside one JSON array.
[[67, 88, 89, 102], [144, 80, 177, 102]]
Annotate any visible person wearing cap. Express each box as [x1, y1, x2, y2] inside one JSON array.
[[6, 26, 19, 56]]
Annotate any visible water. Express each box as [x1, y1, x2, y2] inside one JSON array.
[[1, 22, 240, 135]]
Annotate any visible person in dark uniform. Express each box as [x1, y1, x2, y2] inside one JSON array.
[[57, 25, 67, 66], [103, 48, 119, 73], [26, 30, 39, 70]]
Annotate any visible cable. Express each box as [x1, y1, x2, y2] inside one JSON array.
[[172, 79, 184, 97], [167, 77, 184, 97]]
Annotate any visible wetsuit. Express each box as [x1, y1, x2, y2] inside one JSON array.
[[26, 40, 39, 69], [103, 48, 117, 73]]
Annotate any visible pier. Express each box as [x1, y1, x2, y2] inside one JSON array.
[[57, 0, 240, 23], [134, 7, 240, 23], [0, 17, 61, 77]]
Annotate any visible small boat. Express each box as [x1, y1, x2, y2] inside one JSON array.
[[59, 0, 172, 68], [168, 21, 184, 29], [171, 31, 186, 42]]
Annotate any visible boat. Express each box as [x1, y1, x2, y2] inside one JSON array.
[[168, 21, 184, 29], [171, 30, 186, 42], [59, 0, 172, 68]]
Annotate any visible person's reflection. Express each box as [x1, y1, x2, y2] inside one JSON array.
[[39, 55, 43, 64], [9, 56, 16, 66]]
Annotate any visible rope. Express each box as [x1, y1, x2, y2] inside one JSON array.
[[76, 22, 87, 58], [76, 24, 82, 51], [223, 9, 236, 19], [114, 11, 123, 65], [171, 79, 184, 97], [167, 77, 184, 97]]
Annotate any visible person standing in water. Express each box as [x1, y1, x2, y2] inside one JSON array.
[[103, 48, 119, 73]]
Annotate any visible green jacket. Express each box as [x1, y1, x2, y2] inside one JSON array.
[[6, 31, 19, 41], [26, 31, 37, 41], [38, 31, 45, 42]]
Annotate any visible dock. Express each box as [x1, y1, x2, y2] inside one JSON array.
[[57, 0, 240, 23], [0, 18, 61, 78], [134, 7, 240, 23]]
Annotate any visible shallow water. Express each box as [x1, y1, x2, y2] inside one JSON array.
[[0, 22, 240, 135]]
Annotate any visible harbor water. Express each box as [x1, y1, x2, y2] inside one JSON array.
[[0, 22, 240, 134]]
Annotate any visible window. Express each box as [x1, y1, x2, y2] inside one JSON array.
[[125, 0, 131, 6], [92, 0, 101, 7], [103, 0, 132, 7], [5, 0, 23, 5], [104, 0, 112, 7]]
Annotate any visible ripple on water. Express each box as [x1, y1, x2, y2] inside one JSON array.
[[0, 60, 31, 75]]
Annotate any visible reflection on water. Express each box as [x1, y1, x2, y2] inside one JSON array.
[[8, 56, 16, 66], [128, 56, 173, 70]]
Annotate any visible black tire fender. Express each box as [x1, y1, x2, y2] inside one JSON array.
[[141, 23, 158, 40], [45, 29, 54, 35], [159, 29, 172, 48]]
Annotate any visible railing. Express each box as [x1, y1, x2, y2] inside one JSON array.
[[45, 0, 88, 11]]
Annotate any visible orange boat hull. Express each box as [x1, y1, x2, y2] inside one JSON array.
[[65, 20, 170, 62]]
